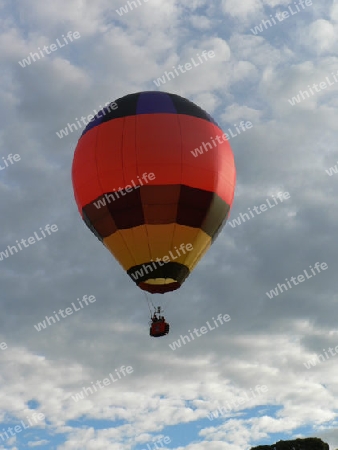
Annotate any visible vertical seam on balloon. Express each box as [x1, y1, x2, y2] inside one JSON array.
[[137, 110, 153, 271], [201, 123, 220, 244], [166, 102, 182, 285], [131, 113, 140, 266], [184, 119, 210, 273], [215, 123, 220, 197], [93, 125, 114, 245], [129, 113, 140, 267], [177, 113, 199, 276], [176, 111, 184, 280], [132, 111, 149, 266], [190, 234, 211, 271], [93, 126, 105, 205], [118, 115, 138, 267]]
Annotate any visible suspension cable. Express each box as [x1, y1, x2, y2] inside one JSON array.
[[143, 291, 152, 315], [160, 275, 169, 313], [143, 290, 156, 314], [161, 293, 171, 313]]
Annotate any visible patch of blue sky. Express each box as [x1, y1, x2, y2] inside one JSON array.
[[27, 399, 40, 409], [236, 404, 280, 420], [204, 404, 281, 423], [66, 417, 127, 429], [134, 420, 205, 450], [0, 423, 67, 450], [2, 3, 30, 41]]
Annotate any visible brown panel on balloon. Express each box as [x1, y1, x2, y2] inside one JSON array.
[[89, 213, 117, 240], [83, 188, 143, 235], [142, 185, 180, 224], [83, 184, 230, 239], [201, 194, 230, 239], [177, 186, 214, 228]]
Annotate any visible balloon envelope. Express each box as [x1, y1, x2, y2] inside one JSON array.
[[72, 91, 236, 293]]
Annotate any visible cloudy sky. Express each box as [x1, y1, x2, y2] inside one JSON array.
[[1, 0, 338, 449]]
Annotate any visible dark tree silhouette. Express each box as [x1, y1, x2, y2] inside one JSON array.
[[251, 437, 329, 450]]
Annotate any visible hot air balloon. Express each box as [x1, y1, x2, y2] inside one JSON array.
[[72, 91, 236, 336]]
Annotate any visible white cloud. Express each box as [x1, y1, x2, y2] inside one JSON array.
[[221, 0, 263, 21], [305, 19, 337, 54]]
